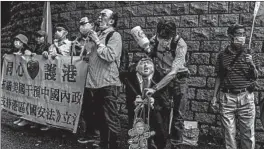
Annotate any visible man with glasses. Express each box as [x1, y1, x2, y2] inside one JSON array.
[[211, 24, 259, 149], [144, 20, 189, 149], [79, 9, 122, 149]]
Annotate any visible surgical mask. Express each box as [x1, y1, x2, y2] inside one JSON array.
[[233, 36, 246, 45], [14, 40, 23, 49], [80, 24, 92, 35], [55, 29, 67, 40], [157, 37, 172, 49]]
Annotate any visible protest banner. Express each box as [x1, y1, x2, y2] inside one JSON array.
[[1, 55, 88, 133]]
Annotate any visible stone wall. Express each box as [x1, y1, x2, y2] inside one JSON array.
[[1, 1, 264, 147]]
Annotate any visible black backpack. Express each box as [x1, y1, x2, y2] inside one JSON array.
[[105, 31, 129, 82]]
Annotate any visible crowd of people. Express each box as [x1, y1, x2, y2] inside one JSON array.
[[1, 8, 261, 149]]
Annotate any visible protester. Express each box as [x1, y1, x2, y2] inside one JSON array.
[[77, 9, 122, 149], [74, 17, 100, 143], [125, 57, 170, 149], [42, 23, 71, 58], [33, 30, 50, 55], [11, 33, 34, 127], [144, 20, 189, 148], [211, 24, 259, 149]]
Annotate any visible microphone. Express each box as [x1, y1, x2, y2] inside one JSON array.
[[93, 21, 100, 32]]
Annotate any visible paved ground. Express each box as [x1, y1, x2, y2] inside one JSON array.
[[1, 110, 225, 149]]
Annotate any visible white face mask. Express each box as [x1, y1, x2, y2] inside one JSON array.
[[233, 36, 246, 46], [80, 24, 92, 35], [14, 40, 23, 49]]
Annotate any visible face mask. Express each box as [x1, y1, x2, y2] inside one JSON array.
[[80, 24, 92, 35], [55, 30, 67, 40], [14, 40, 23, 49], [157, 37, 172, 49], [233, 36, 246, 46]]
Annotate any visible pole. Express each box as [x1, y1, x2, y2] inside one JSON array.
[[248, 2, 260, 50]]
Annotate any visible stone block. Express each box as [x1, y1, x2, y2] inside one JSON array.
[[83, 10, 95, 21], [115, 1, 130, 7], [190, 53, 210, 65], [199, 15, 218, 27], [209, 2, 228, 14], [196, 89, 214, 101], [100, 1, 115, 8], [184, 110, 194, 120], [255, 132, 264, 142], [256, 119, 264, 131], [89, 1, 101, 9], [195, 113, 215, 124], [76, 2, 89, 9], [153, 4, 171, 16], [130, 40, 141, 52], [191, 28, 210, 40], [137, 5, 154, 16], [65, 2, 76, 12], [131, 17, 146, 28], [171, 2, 189, 15], [59, 12, 71, 22], [142, 28, 155, 39], [188, 88, 196, 99], [219, 14, 239, 26], [180, 15, 199, 27], [191, 101, 209, 112], [253, 27, 264, 40], [200, 41, 220, 52], [220, 41, 231, 51], [185, 41, 200, 51], [118, 18, 130, 29], [176, 28, 191, 40], [146, 17, 163, 28], [198, 65, 215, 77], [188, 77, 207, 87], [188, 65, 197, 76], [190, 2, 208, 14], [211, 53, 219, 66], [230, 2, 250, 13], [123, 29, 133, 40], [163, 16, 180, 27], [207, 77, 215, 88], [123, 6, 138, 18], [211, 27, 229, 40], [70, 11, 82, 21]]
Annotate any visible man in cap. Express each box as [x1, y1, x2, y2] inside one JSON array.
[[43, 23, 71, 58], [80, 9, 122, 149], [211, 24, 259, 149], [33, 30, 50, 55]]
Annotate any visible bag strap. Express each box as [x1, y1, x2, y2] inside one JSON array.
[[105, 31, 115, 45]]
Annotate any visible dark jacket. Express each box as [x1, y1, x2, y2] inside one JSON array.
[[34, 43, 50, 55]]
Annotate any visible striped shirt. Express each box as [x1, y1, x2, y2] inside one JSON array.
[[215, 45, 259, 90], [85, 27, 122, 88]]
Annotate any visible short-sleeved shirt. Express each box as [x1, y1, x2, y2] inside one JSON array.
[[215, 45, 259, 90]]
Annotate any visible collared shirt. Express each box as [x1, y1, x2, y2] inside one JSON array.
[[48, 39, 72, 56], [85, 27, 122, 88], [150, 35, 188, 76], [215, 45, 259, 90]]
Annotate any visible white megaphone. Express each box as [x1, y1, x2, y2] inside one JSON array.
[[131, 26, 151, 53]]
